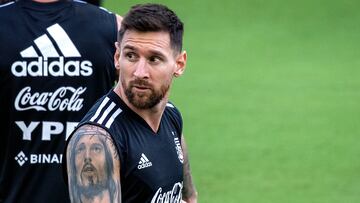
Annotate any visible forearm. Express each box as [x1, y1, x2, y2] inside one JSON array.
[[181, 135, 198, 202], [182, 162, 198, 203]]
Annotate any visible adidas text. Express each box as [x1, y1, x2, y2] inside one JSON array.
[[138, 162, 152, 169], [11, 57, 93, 77], [138, 153, 152, 169]]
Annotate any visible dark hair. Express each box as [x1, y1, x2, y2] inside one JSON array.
[[118, 3, 184, 53]]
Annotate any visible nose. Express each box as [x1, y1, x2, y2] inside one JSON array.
[[133, 58, 149, 79], [84, 157, 91, 164], [84, 148, 91, 162]]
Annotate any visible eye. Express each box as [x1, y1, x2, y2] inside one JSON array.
[[76, 144, 85, 154], [91, 143, 103, 154], [149, 56, 162, 64], [125, 52, 138, 62]]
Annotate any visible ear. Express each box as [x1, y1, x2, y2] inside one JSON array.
[[114, 42, 120, 70], [174, 51, 187, 77]]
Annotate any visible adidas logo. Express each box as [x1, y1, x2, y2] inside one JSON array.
[[11, 23, 93, 77], [137, 153, 152, 170]]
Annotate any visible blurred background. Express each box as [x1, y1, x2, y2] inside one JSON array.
[[103, 1, 360, 202]]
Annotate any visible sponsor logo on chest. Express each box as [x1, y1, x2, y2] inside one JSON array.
[[15, 86, 86, 112], [11, 23, 93, 77], [151, 182, 183, 203], [15, 151, 63, 166], [137, 153, 153, 170]]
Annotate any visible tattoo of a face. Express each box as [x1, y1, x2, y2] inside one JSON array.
[[67, 125, 121, 203]]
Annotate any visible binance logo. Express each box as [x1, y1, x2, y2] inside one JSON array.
[[14, 151, 63, 166], [15, 151, 28, 166]]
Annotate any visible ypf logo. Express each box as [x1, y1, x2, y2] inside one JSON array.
[[14, 151, 28, 166]]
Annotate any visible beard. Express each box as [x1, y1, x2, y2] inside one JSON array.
[[78, 180, 107, 200], [78, 163, 107, 200], [123, 78, 170, 109]]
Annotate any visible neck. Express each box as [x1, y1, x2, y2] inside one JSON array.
[[114, 85, 168, 133]]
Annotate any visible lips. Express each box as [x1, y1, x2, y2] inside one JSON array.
[[131, 83, 153, 93], [82, 164, 95, 173], [133, 85, 149, 89], [130, 79, 152, 90]]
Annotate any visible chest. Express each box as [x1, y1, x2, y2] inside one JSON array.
[[121, 118, 184, 191], [0, 8, 113, 71]]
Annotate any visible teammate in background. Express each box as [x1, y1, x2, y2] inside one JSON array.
[[1, 0, 102, 5], [66, 3, 198, 203], [0, 0, 121, 202], [84, 0, 101, 6]]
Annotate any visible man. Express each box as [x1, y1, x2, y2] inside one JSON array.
[[0, 0, 121, 202], [66, 3, 198, 203]]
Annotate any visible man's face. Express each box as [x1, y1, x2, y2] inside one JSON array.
[[75, 135, 107, 190], [116, 30, 185, 109]]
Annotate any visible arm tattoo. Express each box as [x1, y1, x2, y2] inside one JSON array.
[[181, 135, 198, 201], [66, 124, 121, 203]]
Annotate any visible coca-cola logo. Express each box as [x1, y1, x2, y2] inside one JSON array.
[[15, 86, 86, 111], [151, 182, 183, 203]]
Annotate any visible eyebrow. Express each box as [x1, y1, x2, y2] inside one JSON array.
[[76, 143, 85, 149], [123, 45, 167, 57], [123, 45, 136, 51], [91, 143, 104, 148]]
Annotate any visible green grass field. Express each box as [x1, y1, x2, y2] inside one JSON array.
[[103, 1, 360, 202]]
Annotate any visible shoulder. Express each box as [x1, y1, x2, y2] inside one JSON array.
[[165, 101, 183, 133], [0, 1, 16, 16], [71, 1, 118, 38], [0, 1, 15, 9], [80, 93, 124, 131], [69, 124, 112, 143], [0, 1, 18, 36], [165, 101, 182, 118], [72, 0, 114, 16]]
